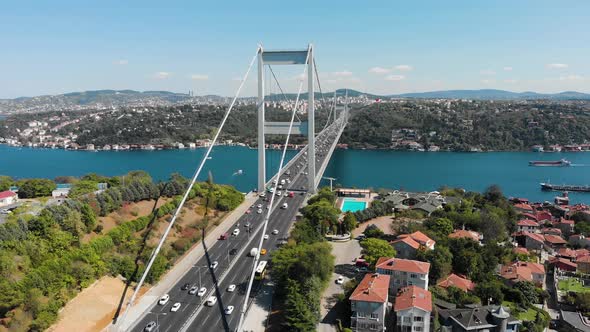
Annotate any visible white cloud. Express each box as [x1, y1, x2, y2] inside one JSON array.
[[190, 74, 209, 80], [481, 79, 496, 84], [291, 73, 307, 81], [369, 67, 391, 74], [154, 72, 171, 79], [114, 59, 128, 65], [385, 74, 405, 81], [503, 66, 513, 71], [503, 79, 518, 83], [480, 69, 496, 76], [394, 65, 413, 71], [332, 71, 353, 77], [546, 63, 569, 69], [559, 74, 584, 81]]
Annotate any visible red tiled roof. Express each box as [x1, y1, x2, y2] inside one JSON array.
[[517, 219, 539, 227], [549, 257, 577, 270], [394, 286, 432, 312], [349, 273, 390, 303], [544, 234, 567, 245], [513, 247, 529, 255], [437, 273, 475, 292], [391, 236, 421, 250], [523, 232, 545, 243], [577, 256, 590, 263], [500, 261, 545, 283], [520, 213, 538, 221], [513, 203, 533, 211], [559, 218, 575, 225], [376, 257, 430, 274], [575, 249, 590, 260], [449, 230, 480, 242], [536, 211, 553, 221], [399, 231, 436, 247], [557, 248, 576, 258], [0, 191, 16, 199], [542, 228, 562, 235]]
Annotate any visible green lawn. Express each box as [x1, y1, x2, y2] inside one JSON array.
[[501, 301, 537, 321], [558, 278, 590, 293]]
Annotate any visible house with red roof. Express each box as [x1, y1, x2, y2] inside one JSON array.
[[516, 219, 540, 233], [557, 248, 576, 261], [499, 261, 545, 287], [577, 256, 590, 274], [395, 286, 432, 332], [391, 231, 435, 259], [569, 234, 590, 249], [437, 273, 476, 292], [549, 257, 577, 272], [544, 234, 567, 250], [375, 257, 430, 294], [0, 190, 18, 207], [519, 212, 538, 221], [575, 249, 590, 260], [541, 228, 562, 237], [556, 218, 575, 237], [513, 203, 533, 213], [536, 211, 553, 223], [515, 232, 544, 251], [448, 230, 481, 243], [350, 273, 390, 332]]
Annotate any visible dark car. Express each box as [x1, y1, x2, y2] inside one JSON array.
[[230, 248, 238, 255], [181, 283, 191, 290]]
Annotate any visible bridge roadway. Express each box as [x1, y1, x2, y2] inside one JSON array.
[[131, 118, 345, 332]]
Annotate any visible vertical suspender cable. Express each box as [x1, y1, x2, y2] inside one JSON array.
[[236, 45, 312, 332], [117, 47, 260, 329]]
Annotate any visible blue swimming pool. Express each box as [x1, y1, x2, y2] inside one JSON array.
[[341, 199, 367, 212]]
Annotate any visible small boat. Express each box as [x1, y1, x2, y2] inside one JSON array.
[[206, 156, 212, 160], [541, 182, 590, 192], [529, 159, 571, 167]]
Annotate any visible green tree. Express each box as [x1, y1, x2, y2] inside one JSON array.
[[513, 281, 539, 306], [0, 175, 14, 191], [301, 200, 340, 235], [360, 238, 396, 267], [80, 203, 97, 232], [417, 246, 453, 284], [424, 217, 454, 236], [342, 212, 357, 234], [475, 279, 504, 304], [284, 278, 318, 331], [69, 180, 98, 197], [16, 178, 56, 198], [307, 187, 336, 205]]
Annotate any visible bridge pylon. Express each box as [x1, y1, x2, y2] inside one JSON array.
[[256, 44, 317, 194]]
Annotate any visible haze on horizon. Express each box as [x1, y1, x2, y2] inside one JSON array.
[[0, 0, 589, 99]]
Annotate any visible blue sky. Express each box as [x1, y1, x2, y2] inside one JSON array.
[[1, 0, 588, 98]]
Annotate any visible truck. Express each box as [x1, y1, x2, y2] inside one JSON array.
[[249, 247, 258, 257]]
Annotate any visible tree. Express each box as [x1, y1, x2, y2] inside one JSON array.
[[483, 185, 503, 204], [291, 219, 324, 244], [301, 200, 340, 235], [16, 178, 56, 198], [364, 224, 384, 238], [80, 203, 97, 232], [475, 279, 504, 304], [418, 246, 453, 284], [284, 278, 318, 331], [425, 217, 454, 236], [480, 210, 507, 244], [342, 212, 357, 234], [360, 238, 396, 267], [69, 180, 98, 197], [0, 175, 13, 191], [513, 281, 539, 306], [307, 187, 335, 205]]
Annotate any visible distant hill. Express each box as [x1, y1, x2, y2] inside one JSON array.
[[388, 89, 590, 100]]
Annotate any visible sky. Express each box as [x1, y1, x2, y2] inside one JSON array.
[[0, 0, 589, 98]]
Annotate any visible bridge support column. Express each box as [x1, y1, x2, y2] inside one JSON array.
[[257, 48, 266, 193], [307, 46, 316, 193]]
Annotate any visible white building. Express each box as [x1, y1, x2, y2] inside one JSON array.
[[395, 286, 432, 332], [0, 191, 18, 207], [350, 273, 390, 332], [375, 257, 430, 295]]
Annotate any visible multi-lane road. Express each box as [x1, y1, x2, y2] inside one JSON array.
[[131, 117, 345, 332]]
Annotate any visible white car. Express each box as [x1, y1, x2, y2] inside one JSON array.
[[257, 208, 263, 214], [210, 261, 218, 269], [272, 229, 279, 235], [278, 184, 283, 190], [264, 234, 269, 240], [336, 276, 344, 284], [225, 305, 235, 315], [206, 296, 217, 306], [227, 284, 236, 292], [257, 203, 262, 208], [197, 287, 207, 297], [232, 228, 240, 236], [276, 191, 282, 196], [158, 294, 170, 305], [259, 192, 266, 197], [189, 286, 198, 295], [284, 192, 289, 197], [170, 302, 181, 312], [281, 203, 288, 209]]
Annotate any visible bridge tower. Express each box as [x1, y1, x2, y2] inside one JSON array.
[[257, 45, 316, 194]]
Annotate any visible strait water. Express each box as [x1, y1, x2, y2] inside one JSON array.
[[1, 145, 590, 204]]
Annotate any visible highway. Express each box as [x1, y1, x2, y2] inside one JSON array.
[[131, 116, 345, 332]]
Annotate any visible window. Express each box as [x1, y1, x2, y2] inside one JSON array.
[[370, 313, 379, 319], [414, 316, 423, 322], [370, 323, 378, 330], [414, 327, 423, 331], [358, 311, 366, 318], [410, 273, 417, 278]]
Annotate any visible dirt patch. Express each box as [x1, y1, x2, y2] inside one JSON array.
[[353, 216, 396, 237], [82, 199, 170, 243], [47, 276, 148, 332]]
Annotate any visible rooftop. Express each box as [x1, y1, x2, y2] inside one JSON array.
[[437, 273, 476, 292], [376, 257, 430, 274], [349, 273, 390, 304], [394, 286, 432, 312]]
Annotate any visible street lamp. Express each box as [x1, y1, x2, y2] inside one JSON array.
[[195, 265, 208, 289], [322, 177, 336, 191], [153, 312, 167, 332]]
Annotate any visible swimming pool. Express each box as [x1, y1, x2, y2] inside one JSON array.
[[341, 199, 367, 212]]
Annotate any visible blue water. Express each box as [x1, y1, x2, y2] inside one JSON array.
[[341, 199, 368, 212], [2, 145, 590, 204]]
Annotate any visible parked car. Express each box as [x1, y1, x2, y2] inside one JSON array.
[[257, 208, 263, 214], [245, 209, 251, 214], [272, 229, 279, 235], [170, 302, 181, 312], [158, 294, 170, 305], [227, 284, 236, 292], [224, 305, 235, 315], [336, 276, 344, 284]]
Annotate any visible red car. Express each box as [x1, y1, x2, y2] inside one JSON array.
[[219, 233, 229, 240], [245, 209, 251, 214], [288, 192, 295, 198]]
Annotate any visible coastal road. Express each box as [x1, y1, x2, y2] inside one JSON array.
[[130, 119, 344, 332]]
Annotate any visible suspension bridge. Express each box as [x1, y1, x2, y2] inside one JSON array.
[[115, 44, 348, 332]]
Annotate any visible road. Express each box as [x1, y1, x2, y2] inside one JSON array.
[[131, 117, 345, 332]]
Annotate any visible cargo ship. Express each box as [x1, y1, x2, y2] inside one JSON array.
[[541, 182, 590, 192], [529, 159, 571, 167]]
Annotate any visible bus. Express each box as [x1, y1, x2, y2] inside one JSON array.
[[255, 260, 268, 280]]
